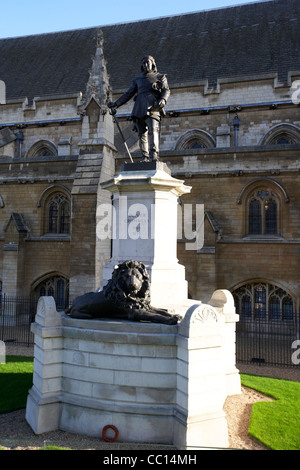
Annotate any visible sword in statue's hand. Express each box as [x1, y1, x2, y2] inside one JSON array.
[[108, 106, 133, 163]]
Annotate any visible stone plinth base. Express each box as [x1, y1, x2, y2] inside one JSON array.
[[100, 161, 191, 309], [26, 293, 240, 449]]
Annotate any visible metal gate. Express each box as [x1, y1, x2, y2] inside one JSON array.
[[0, 295, 37, 346], [236, 314, 300, 368]]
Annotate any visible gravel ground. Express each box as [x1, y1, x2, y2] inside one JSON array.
[[1, 344, 299, 451]]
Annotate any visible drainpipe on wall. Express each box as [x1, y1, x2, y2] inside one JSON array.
[[232, 114, 240, 147], [15, 132, 23, 158]]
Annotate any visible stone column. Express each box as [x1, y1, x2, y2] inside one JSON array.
[[100, 161, 191, 309], [209, 289, 241, 396], [174, 302, 230, 449], [25, 297, 63, 434]]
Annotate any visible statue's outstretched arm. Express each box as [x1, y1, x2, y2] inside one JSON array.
[[108, 79, 137, 109]]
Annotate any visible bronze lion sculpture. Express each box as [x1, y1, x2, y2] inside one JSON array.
[[66, 260, 180, 325]]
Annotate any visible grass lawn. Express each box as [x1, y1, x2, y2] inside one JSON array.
[[241, 373, 300, 450], [0, 355, 34, 413]]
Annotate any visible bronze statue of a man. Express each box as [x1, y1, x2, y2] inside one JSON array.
[[108, 55, 170, 161]]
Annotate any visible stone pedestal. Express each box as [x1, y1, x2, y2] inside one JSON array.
[[26, 161, 241, 449], [100, 162, 191, 309], [174, 303, 229, 448], [209, 289, 241, 396], [25, 297, 63, 434], [26, 292, 240, 448]]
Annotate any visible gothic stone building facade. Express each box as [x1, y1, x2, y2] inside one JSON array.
[[0, 0, 299, 322]]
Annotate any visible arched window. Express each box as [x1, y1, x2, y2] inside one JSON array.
[[261, 124, 300, 146], [232, 282, 295, 321], [269, 133, 297, 145], [275, 136, 291, 145], [237, 179, 289, 238], [248, 191, 278, 235], [46, 193, 70, 234], [184, 139, 207, 149], [175, 129, 216, 150], [34, 275, 69, 310], [27, 140, 57, 158], [37, 147, 54, 157], [37, 185, 71, 236]]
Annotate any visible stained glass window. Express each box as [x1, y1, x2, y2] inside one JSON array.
[[232, 282, 294, 321], [37, 276, 69, 310]]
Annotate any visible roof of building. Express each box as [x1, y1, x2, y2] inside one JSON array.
[[0, 128, 16, 147], [0, 0, 299, 101], [5, 213, 30, 233]]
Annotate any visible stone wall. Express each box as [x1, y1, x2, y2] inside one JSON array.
[[168, 148, 300, 304], [0, 156, 75, 296]]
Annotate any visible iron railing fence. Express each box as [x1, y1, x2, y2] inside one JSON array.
[[236, 313, 300, 368], [0, 295, 38, 346], [1, 295, 300, 366]]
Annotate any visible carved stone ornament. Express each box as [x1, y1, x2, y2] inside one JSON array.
[[36, 296, 61, 327], [191, 305, 220, 324]]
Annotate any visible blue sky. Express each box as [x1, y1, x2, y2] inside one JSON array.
[[0, 0, 268, 39]]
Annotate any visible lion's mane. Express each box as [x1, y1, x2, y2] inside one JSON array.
[[102, 260, 151, 310]]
